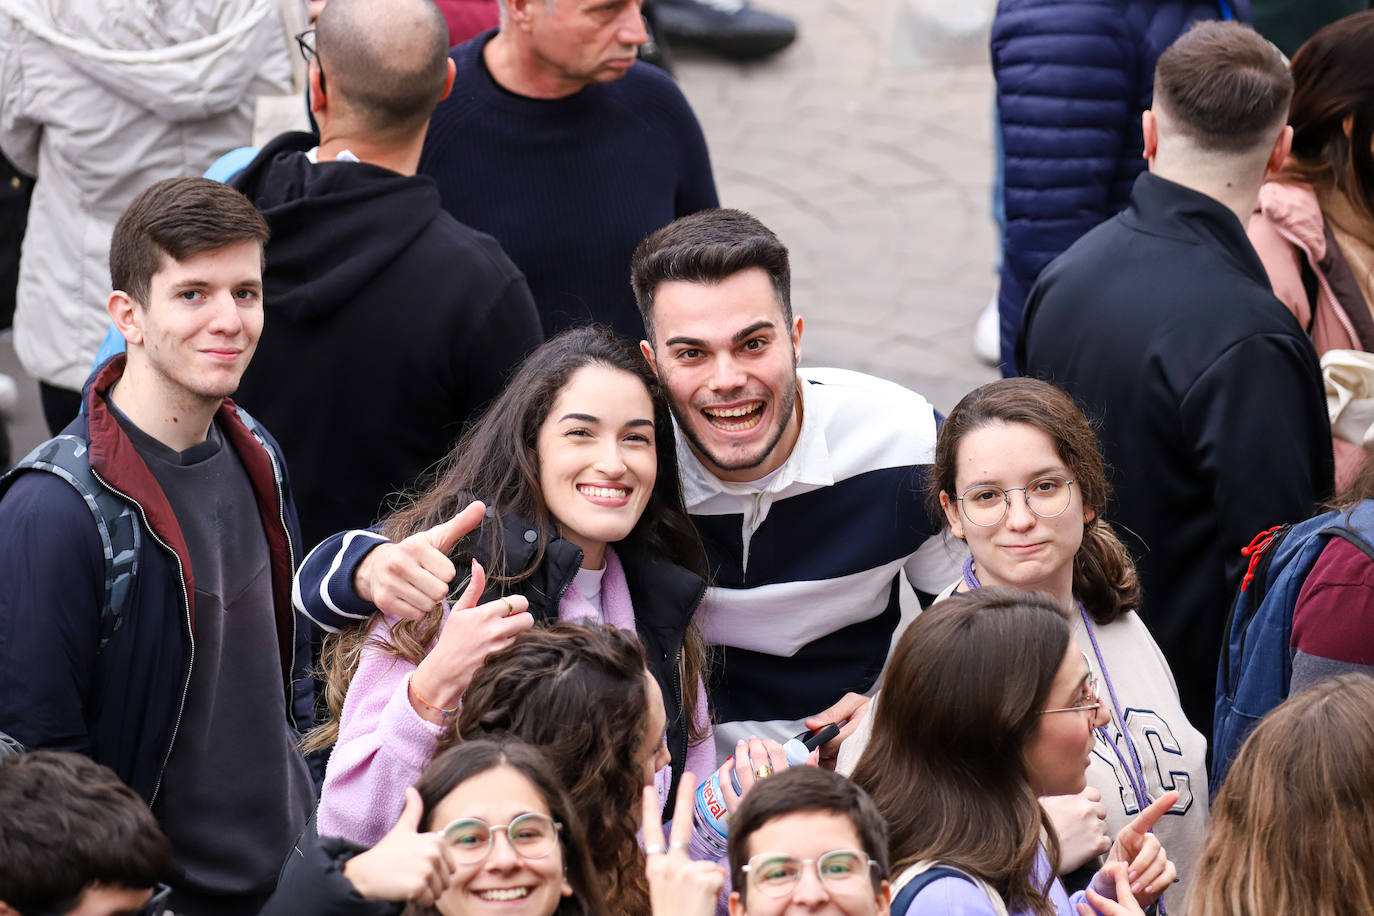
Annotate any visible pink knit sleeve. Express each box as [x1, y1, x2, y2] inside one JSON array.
[[316, 616, 447, 846]]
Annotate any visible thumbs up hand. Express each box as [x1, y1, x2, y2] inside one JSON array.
[[343, 787, 457, 906], [408, 559, 534, 724], [355, 500, 488, 620]]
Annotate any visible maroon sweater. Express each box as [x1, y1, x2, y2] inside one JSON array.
[[1292, 536, 1374, 691]]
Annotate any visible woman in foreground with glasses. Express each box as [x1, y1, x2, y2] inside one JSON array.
[[262, 736, 608, 916], [843, 377, 1207, 908], [852, 589, 1177, 916]]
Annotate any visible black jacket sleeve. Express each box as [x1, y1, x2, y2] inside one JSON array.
[[1180, 332, 1335, 587], [260, 834, 403, 916]]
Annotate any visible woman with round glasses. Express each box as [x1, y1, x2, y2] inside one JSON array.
[[840, 378, 1207, 909], [851, 589, 1176, 916], [262, 737, 609, 916]]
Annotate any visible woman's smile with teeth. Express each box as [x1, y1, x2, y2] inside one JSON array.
[[577, 484, 628, 499], [476, 888, 531, 901]]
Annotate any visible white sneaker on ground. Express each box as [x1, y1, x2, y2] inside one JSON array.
[[973, 296, 999, 366], [0, 373, 16, 418]]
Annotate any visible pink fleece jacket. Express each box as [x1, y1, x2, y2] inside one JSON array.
[[316, 546, 716, 848]]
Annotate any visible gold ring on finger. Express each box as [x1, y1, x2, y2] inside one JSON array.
[[754, 763, 773, 779]]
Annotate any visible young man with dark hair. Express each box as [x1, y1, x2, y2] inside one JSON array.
[[0, 177, 315, 916], [630, 208, 960, 763], [0, 751, 171, 916], [231, 0, 542, 552], [1019, 20, 1335, 733], [726, 767, 891, 916]]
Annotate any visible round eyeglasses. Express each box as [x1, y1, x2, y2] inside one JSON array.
[[439, 813, 562, 864], [1041, 653, 1102, 717], [956, 476, 1076, 527], [742, 849, 879, 898]]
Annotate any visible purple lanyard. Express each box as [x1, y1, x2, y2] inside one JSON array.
[[960, 558, 1153, 811]]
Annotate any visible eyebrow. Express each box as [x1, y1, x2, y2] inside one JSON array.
[[663, 320, 777, 351], [963, 466, 1070, 487], [558, 413, 654, 428], [168, 278, 263, 292]]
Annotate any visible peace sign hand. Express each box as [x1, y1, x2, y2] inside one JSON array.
[[643, 773, 725, 916]]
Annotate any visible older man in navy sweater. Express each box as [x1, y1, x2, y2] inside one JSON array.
[[419, 0, 719, 339]]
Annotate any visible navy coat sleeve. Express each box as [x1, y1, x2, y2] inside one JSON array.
[[0, 472, 105, 755]]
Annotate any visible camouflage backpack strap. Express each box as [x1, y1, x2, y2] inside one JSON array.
[[0, 436, 141, 650]]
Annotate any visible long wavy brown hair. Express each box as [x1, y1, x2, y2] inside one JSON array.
[[1280, 11, 1374, 223], [930, 377, 1140, 624], [442, 624, 656, 915], [850, 589, 1070, 916], [1189, 674, 1374, 916], [404, 737, 610, 916], [304, 326, 709, 752]]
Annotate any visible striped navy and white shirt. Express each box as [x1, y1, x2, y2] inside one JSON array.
[[682, 368, 965, 758]]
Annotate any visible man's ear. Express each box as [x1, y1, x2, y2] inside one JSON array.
[[107, 290, 144, 347], [308, 65, 327, 114], [506, 0, 537, 28], [790, 315, 803, 366], [439, 58, 457, 102], [1142, 110, 1158, 162], [1267, 124, 1294, 176], [640, 339, 658, 373]]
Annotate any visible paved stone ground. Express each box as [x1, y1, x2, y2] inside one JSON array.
[[0, 0, 999, 462], [671, 0, 1001, 413]]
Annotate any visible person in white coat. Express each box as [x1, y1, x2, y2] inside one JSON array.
[[0, 0, 293, 433]]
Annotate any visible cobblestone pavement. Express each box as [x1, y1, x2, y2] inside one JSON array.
[[672, 0, 1000, 413], [0, 0, 999, 459]]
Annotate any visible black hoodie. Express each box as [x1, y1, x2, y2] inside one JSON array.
[[232, 132, 543, 549]]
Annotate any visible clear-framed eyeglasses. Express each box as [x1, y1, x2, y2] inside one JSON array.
[[439, 813, 563, 864], [742, 849, 880, 898], [956, 475, 1076, 527], [1041, 653, 1102, 717]]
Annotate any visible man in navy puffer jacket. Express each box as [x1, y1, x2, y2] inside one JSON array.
[[992, 0, 1250, 375]]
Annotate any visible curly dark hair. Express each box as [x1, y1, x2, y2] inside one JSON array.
[[442, 624, 656, 915]]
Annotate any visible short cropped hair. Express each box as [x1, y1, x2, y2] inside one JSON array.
[[630, 208, 792, 344], [109, 177, 269, 308], [727, 767, 889, 904], [0, 752, 170, 915], [1153, 21, 1293, 154], [316, 0, 451, 135]]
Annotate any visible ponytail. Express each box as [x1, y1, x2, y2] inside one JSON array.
[[1072, 517, 1140, 624]]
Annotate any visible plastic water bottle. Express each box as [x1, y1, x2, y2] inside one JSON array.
[[691, 757, 740, 856], [691, 724, 840, 855]]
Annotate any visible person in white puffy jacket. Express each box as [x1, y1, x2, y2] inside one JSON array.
[[0, 0, 294, 433]]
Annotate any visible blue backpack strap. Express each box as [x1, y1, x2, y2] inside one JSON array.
[[0, 436, 141, 650], [891, 865, 975, 915]]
